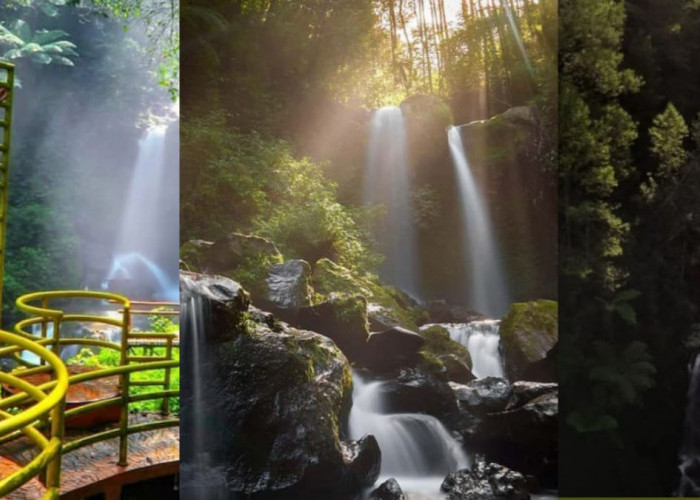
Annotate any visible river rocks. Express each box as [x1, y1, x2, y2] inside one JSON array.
[[451, 377, 512, 414], [296, 294, 370, 361], [370, 478, 406, 500], [264, 259, 313, 310], [441, 456, 530, 500], [379, 368, 458, 420], [184, 272, 380, 497], [499, 300, 558, 382], [441, 354, 477, 384], [419, 325, 473, 377]]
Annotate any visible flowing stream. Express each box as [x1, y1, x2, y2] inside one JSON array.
[[678, 353, 700, 496], [448, 126, 509, 317], [364, 106, 419, 299]]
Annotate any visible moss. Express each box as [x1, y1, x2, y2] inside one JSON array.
[[180, 239, 212, 271], [417, 351, 445, 374], [233, 253, 283, 298], [313, 258, 423, 331], [500, 299, 558, 363], [420, 325, 472, 369]]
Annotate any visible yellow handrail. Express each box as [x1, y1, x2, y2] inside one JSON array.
[[0, 329, 68, 499], [0, 289, 179, 497]]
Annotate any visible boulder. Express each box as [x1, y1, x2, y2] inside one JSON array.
[[207, 232, 282, 271], [367, 302, 401, 331], [441, 354, 476, 384], [499, 301, 557, 382], [264, 259, 313, 310], [181, 272, 380, 497], [450, 377, 512, 415], [296, 294, 370, 361], [441, 456, 530, 500], [379, 368, 458, 420], [370, 478, 406, 500], [364, 326, 426, 370], [506, 381, 558, 410]]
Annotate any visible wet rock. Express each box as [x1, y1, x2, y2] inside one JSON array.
[[367, 302, 401, 331], [180, 271, 250, 341], [296, 294, 369, 361], [450, 377, 512, 414], [341, 435, 382, 488], [506, 381, 558, 410], [265, 259, 313, 310], [183, 273, 379, 497], [440, 354, 476, 384], [370, 478, 406, 500], [499, 300, 557, 382], [441, 456, 530, 500], [379, 368, 458, 420], [364, 326, 426, 370]]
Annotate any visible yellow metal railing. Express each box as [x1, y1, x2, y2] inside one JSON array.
[[0, 62, 15, 323], [0, 290, 179, 496], [0, 329, 68, 499]]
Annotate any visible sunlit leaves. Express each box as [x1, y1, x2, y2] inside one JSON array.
[[649, 102, 689, 176], [0, 20, 79, 67]]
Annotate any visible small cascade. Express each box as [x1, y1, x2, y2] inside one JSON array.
[[434, 320, 505, 378], [447, 126, 509, 317], [180, 284, 228, 498], [349, 372, 469, 496], [106, 123, 179, 300], [364, 106, 419, 299], [678, 353, 700, 496]]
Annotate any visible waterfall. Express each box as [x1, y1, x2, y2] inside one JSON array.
[[180, 285, 228, 499], [364, 106, 419, 299], [436, 321, 505, 378], [678, 353, 700, 496], [106, 124, 179, 300], [349, 372, 469, 496], [447, 126, 509, 317]]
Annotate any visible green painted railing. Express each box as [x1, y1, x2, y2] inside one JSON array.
[[0, 290, 179, 497]]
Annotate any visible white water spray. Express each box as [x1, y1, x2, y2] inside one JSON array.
[[448, 126, 509, 317]]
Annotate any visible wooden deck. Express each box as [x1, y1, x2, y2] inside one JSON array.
[[0, 413, 179, 499]]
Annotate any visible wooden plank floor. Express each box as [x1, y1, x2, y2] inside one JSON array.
[[0, 413, 179, 500]]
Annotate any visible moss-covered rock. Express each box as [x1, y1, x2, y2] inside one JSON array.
[[180, 233, 284, 300], [499, 300, 558, 381], [182, 271, 380, 497], [312, 258, 425, 330], [264, 259, 314, 310], [420, 325, 472, 369], [296, 293, 370, 361]]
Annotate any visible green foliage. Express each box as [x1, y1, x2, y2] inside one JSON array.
[[181, 113, 380, 272], [419, 325, 471, 369], [649, 103, 689, 176], [68, 346, 180, 413]]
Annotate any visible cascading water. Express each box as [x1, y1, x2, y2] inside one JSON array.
[[364, 106, 419, 299], [105, 121, 179, 300], [349, 372, 469, 497], [180, 278, 228, 499], [424, 320, 505, 378], [447, 126, 509, 317], [678, 353, 700, 496]]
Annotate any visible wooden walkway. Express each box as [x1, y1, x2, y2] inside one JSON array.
[[0, 413, 179, 499]]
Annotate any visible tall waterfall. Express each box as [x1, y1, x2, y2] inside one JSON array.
[[678, 353, 700, 496], [106, 124, 179, 300], [448, 126, 509, 317], [364, 106, 419, 299], [349, 372, 469, 496]]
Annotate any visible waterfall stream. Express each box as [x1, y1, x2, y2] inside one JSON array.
[[678, 353, 700, 496], [105, 124, 179, 300], [448, 126, 509, 317], [364, 106, 419, 299], [349, 373, 469, 498]]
